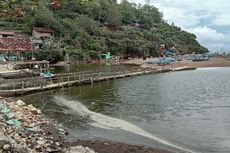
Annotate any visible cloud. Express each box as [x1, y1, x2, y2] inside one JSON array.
[[211, 14, 230, 26], [188, 26, 225, 43], [187, 26, 230, 51], [126, 0, 230, 52]]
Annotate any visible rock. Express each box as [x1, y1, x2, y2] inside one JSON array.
[[28, 123, 36, 128], [67, 146, 96, 153], [37, 140, 46, 145], [55, 142, 60, 146], [15, 112, 25, 121], [36, 109, 42, 115], [28, 105, 42, 115], [2, 144, 11, 150], [0, 99, 67, 153], [104, 142, 109, 146], [46, 147, 52, 152], [13, 133, 21, 142], [16, 100, 26, 106]]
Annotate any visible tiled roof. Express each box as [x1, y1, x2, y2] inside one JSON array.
[[33, 27, 54, 33], [0, 31, 16, 36], [0, 37, 36, 52]]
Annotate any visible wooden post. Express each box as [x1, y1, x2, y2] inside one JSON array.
[[40, 77, 43, 89], [74, 73, 76, 81], [61, 74, 63, 82], [50, 77, 53, 84], [33, 79, 36, 87], [68, 76, 70, 86], [22, 81, 24, 90], [90, 77, 93, 85]]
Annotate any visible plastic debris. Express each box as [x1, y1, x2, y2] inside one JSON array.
[[0, 99, 68, 153], [6, 119, 21, 127], [5, 112, 15, 119], [26, 126, 41, 132]]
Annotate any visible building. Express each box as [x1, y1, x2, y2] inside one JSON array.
[[0, 31, 36, 61], [0, 37, 35, 52], [32, 27, 54, 39], [0, 31, 16, 38]]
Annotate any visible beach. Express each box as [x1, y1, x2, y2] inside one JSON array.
[[122, 57, 230, 69]]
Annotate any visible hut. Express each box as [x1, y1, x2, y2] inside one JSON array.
[[32, 27, 54, 39]]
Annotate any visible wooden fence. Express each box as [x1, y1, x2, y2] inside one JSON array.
[[0, 68, 172, 97]]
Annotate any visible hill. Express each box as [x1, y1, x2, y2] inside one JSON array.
[[0, 0, 208, 62]]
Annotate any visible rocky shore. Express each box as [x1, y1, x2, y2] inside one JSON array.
[[64, 140, 172, 153], [0, 98, 68, 153], [0, 98, 173, 153]]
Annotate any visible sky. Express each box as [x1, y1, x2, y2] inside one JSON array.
[[123, 0, 230, 52]]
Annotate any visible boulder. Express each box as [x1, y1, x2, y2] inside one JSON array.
[[15, 100, 26, 106], [27, 105, 42, 115]]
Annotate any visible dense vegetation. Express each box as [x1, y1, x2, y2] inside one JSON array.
[[0, 0, 208, 62]]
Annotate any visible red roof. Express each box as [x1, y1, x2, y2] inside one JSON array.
[[0, 38, 36, 52], [0, 31, 16, 36], [33, 27, 54, 33]]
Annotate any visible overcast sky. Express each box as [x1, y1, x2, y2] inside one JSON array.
[[123, 0, 230, 52]]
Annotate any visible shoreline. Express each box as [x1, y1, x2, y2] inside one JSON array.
[[122, 57, 230, 69], [0, 98, 68, 152], [0, 98, 173, 153], [1, 57, 230, 152]]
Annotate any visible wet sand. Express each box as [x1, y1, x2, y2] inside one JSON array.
[[65, 140, 172, 153]]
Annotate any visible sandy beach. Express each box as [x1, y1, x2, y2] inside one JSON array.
[[122, 57, 230, 69]]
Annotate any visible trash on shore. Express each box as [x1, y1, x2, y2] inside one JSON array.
[[0, 99, 69, 152]]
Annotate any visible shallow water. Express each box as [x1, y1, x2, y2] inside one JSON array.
[[22, 67, 230, 153]]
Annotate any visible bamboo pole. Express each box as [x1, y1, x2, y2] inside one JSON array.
[[22, 81, 24, 90], [90, 77, 93, 85], [74, 73, 76, 81], [50, 77, 53, 84]]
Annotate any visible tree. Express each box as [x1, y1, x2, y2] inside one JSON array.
[[41, 37, 64, 63], [119, 0, 137, 24]]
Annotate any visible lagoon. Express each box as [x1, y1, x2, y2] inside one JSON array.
[[22, 67, 230, 153]]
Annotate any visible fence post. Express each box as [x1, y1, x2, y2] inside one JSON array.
[[61, 74, 63, 82], [40, 77, 43, 89], [50, 77, 53, 84], [90, 77, 93, 85], [22, 81, 24, 90]]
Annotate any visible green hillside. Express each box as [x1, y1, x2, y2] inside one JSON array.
[[0, 0, 208, 61]]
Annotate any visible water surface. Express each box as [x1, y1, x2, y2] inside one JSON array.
[[22, 67, 230, 153]]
